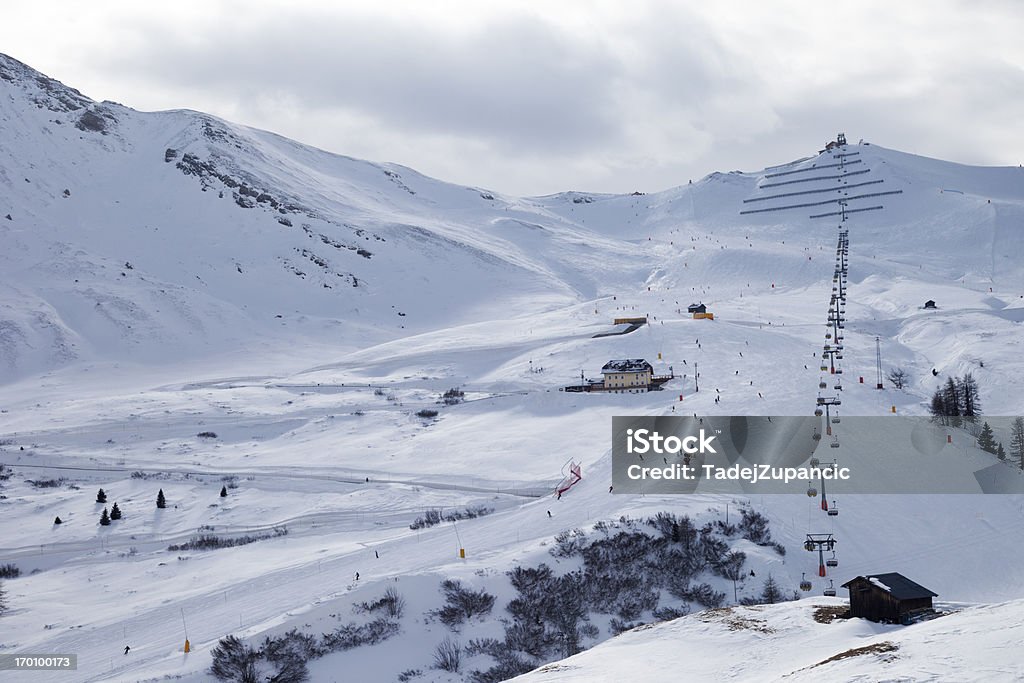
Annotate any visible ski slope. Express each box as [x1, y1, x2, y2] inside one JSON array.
[[510, 598, 1024, 683], [1, 52, 1024, 682]]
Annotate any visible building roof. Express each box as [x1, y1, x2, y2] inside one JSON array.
[[601, 359, 653, 374], [841, 573, 937, 600], [687, 303, 706, 313]]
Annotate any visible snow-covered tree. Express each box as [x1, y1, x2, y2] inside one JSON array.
[[99, 508, 111, 526], [157, 489, 166, 509], [96, 488, 107, 503], [110, 502, 122, 520]]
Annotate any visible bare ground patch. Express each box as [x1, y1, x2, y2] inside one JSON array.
[[812, 604, 849, 624], [697, 606, 775, 634], [812, 641, 899, 668]]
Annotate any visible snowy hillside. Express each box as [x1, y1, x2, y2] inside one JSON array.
[[1, 53, 1023, 682], [510, 598, 1024, 683]]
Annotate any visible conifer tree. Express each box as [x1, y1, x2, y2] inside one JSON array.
[[958, 373, 981, 420], [220, 485, 228, 498], [997, 442, 1007, 460], [942, 378, 962, 428], [156, 489, 166, 509], [110, 502, 122, 520], [1010, 417, 1024, 470], [929, 390, 947, 425], [99, 508, 111, 526], [96, 488, 107, 503], [54, 516, 62, 525], [760, 574, 784, 604], [977, 422, 997, 453]]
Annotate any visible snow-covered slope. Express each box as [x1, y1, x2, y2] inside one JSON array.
[[0, 52, 654, 383], [511, 598, 1024, 683], [3, 51, 1024, 386], [1, 53, 1023, 683]]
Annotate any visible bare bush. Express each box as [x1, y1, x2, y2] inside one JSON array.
[[433, 637, 462, 672], [357, 587, 405, 619], [435, 579, 496, 628]]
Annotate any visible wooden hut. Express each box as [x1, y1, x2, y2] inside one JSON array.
[[841, 573, 937, 624]]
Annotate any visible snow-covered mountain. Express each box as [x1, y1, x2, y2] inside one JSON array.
[[1, 54, 1023, 683], [3, 51, 1023, 386]]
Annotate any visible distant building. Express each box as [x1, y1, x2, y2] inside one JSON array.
[[822, 133, 848, 153], [841, 573, 937, 624], [688, 303, 713, 320], [924, 300, 937, 309], [613, 317, 648, 326], [601, 359, 654, 393]]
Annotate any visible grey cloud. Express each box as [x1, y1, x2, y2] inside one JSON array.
[[47, 1, 1024, 195], [98, 9, 629, 154]]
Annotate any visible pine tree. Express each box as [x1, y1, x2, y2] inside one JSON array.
[[156, 489, 166, 509], [942, 378, 962, 428], [0, 580, 7, 616], [96, 488, 107, 503], [997, 442, 1007, 460], [929, 390, 947, 426], [220, 485, 228, 498], [958, 373, 981, 420], [1010, 417, 1024, 470], [110, 502, 122, 521], [99, 508, 111, 526], [977, 422, 997, 454], [760, 574, 784, 604], [54, 516, 62, 525]]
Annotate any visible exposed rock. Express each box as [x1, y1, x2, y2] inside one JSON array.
[[75, 109, 107, 133]]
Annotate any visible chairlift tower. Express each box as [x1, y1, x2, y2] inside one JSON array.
[[804, 533, 837, 577], [818, 460, 839, 511], [817, 395, 841, 434]]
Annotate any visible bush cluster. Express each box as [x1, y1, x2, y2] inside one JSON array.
[[168, 527, 287, 551], [410, 506, 493, 530]]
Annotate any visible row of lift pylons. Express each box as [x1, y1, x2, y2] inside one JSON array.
[[801, 193, 851, 598]]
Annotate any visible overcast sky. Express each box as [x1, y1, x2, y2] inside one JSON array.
[[3, 1, 1023, 195]]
